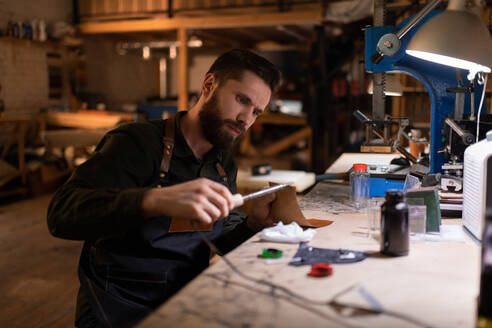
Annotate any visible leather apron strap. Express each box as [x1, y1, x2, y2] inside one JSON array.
[[160, 115, 176, 175], [215, 162, 227, 183], [159, 114, 228, 232]]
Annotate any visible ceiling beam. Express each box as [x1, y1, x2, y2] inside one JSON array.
[[78, 10, 323, 34], [192, 30, 242, 48]]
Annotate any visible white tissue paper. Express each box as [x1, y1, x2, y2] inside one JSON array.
[[260, 221, 316, 243]]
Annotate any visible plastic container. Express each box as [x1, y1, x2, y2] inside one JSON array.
[[367, 197, 385, 239], [350, 163, 370, 209], [368, 177, 405, 197], [380, 190, 409, 256]]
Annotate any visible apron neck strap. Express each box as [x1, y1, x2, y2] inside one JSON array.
[[160, 115, 176, 173]]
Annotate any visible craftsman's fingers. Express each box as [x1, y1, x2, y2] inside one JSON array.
[[205, 179, 234, 210], [252, 191, 276, 208], [195, 178, 232, 218], [244, 192, 278, 232], [193, 193, 223, 222], [140, 178, 233, 223], [192, 205, 214, 225], [201, 186, 231, 219]]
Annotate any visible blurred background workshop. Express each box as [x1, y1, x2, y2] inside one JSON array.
[[1, 0, 492, 327]]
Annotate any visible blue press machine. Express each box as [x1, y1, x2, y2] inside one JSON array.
[[365, 11, 487, 174]]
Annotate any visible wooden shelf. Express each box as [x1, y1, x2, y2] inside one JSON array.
[[0, 36, 57, 47], [256, 112, 307, 126], [0, 36, 82, 47]]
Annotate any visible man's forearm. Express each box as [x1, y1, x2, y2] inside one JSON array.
[[47, 180, 148, 241]]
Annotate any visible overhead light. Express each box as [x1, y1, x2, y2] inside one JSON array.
[[368, 74, 403, 96], [187, 36, 203, 48], [169, 45, 177, 59], [142, 46, 150, 60], [406, 0, 492, 78]]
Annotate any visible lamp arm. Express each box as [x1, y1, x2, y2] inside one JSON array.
[[396, 0, 442, 39], [371, 0, 441, 64]]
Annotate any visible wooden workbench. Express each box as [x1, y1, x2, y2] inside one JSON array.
[[138, 182, 480, 328]]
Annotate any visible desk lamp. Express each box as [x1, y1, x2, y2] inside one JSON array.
[[372, 0, 492, 79], [405, 0, 492, 80], [406, 0, 492, 143]]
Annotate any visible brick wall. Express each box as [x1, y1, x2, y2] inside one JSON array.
[[0, 39, 70, 115], [0, 0, 72, 116]]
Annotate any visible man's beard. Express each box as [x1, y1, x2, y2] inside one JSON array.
[[198, 92, 246, 151]]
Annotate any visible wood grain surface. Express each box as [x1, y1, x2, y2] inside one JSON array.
[[0, 194, 82, 328]]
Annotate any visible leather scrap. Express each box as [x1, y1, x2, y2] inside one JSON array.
[[267, 183, 333, 228]]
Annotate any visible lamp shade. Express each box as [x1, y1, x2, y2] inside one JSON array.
[[406, 10, 492, 74]]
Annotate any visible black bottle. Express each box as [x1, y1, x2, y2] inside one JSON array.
[[477, 210, 492, 328], [380, 190, 409, 256]]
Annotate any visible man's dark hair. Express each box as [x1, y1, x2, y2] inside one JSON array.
[[207, 49, 281, 93]]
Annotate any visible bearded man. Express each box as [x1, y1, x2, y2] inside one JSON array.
[[47, 49, 281, 328]]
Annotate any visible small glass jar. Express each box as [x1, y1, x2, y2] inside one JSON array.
[[380, 190, 409, 256], [350, 163, 370, 209]]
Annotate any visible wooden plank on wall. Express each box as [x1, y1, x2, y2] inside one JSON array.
[[78, 10, 322, 34], [178, 28, 188, 111]]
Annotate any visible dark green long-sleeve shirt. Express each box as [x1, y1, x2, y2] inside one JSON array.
[[47, 110, 254, 252]]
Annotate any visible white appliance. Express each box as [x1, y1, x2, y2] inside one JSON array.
[[462, 130, 492, 240]]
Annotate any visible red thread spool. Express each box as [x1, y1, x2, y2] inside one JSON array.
[[308, 263, 333, 277]]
